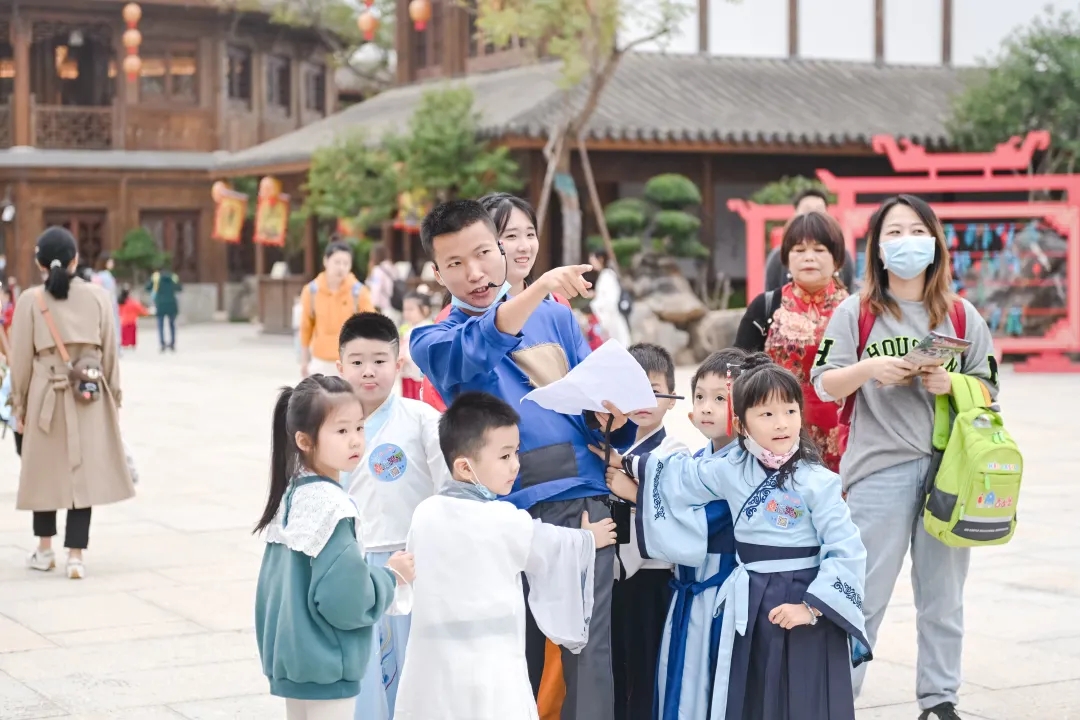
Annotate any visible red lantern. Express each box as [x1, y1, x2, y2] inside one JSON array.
[[357, 11, 379, 42], [122, 2, 142, 82], [211, 180, 229, 203], [122, 54, 142, 78], [122, 2, 142, 25], [363, 0, 374, 5], [409, 0, 431, 31]]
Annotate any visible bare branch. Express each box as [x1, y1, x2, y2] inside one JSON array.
[[617, 25, 676, 54]]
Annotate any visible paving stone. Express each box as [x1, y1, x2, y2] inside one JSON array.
[[22, 660, 265, 713], [0, 616, 55, 654], [0, 632, 256, 682], [0, 592, 183, 636], [44, 621, 209, 649], [169, 694, 281, 719], [0, 671, 65, 719]]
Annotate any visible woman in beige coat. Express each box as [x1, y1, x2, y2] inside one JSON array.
[[11, 227, 134, 579]]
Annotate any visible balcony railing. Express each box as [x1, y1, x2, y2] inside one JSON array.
[[30, 97, 113, 150]]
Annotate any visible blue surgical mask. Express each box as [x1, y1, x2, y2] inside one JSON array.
[[465, 460, 499, 501], [880, 236, 936, 280], [450, 281, 511, 314]]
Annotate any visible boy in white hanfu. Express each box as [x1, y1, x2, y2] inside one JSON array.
[[336, 313, 452, 720], [395, 392, 618, 720]]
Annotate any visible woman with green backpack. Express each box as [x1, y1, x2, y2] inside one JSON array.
[[810, 195, 999, 720]]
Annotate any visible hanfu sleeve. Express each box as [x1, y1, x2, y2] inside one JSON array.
[[523, 520, 596, 654], [410, 310, 522, 395], [630, 451, 733, 568], [801, 468, 872, 666]]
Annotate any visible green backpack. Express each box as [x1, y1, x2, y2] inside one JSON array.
[[923, 373, 1022, 548]]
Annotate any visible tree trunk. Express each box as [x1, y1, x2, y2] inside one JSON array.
[[535, 122, 565, 238], [551, 135, 583, 266], [577, 135, 617, 268]]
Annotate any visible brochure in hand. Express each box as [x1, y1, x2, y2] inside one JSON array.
[[903, 331, 972, 369]]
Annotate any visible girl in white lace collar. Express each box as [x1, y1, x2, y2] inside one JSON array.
[[254, 375, 415, 720]]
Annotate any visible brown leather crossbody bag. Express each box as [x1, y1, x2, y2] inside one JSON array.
[[36, 289, 104, 403]]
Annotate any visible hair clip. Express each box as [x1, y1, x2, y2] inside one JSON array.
[[654, 393, 685, 400]]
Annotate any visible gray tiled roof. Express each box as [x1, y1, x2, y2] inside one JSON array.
[[217, 53, 969, 174], [217, 62, 565, 173], [501, 53, 968, 147]]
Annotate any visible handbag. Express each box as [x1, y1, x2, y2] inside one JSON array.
[[36, 289, 104, 403]]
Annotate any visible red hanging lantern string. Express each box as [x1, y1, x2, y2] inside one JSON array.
[[121, 3, 143, 81]]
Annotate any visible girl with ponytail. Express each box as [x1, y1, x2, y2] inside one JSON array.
[[14, 227, 133, 580], [605, 354, 871, 720], [254, 374, 415, 720]]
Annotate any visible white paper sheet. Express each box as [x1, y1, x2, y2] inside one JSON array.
[[523, 339, 658, 415]]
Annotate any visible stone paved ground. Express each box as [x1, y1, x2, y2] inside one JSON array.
[[0, 323, 1076, 720]]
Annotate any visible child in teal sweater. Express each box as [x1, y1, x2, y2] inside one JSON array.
[[254, 374, 415, 720]]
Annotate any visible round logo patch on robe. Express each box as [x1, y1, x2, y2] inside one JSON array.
[[764, 491, 805, 530], [369, 444, 407, 482]]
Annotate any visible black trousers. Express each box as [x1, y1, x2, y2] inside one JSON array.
[[612, 568, 674, 720], [32, 508, 92, 549], [525, 495, 615, 720]]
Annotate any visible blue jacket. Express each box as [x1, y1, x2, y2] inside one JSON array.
[[255, 476, 396, 700], [410, 299, 636, 509]]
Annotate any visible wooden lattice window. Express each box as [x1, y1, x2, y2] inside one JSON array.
[[303, 63, 325, 114], [226, 45, 252, 107], [139, 43, 198, 105], [266, 55, 291, 115], [141, 211, 199, 283]]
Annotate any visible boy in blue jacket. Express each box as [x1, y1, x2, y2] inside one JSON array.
[[410, 199, 635, 720]]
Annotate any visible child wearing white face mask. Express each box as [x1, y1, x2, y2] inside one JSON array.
[[395, 392, 617, 720], [608, 354, 870, 720], [812, 194, 998, 720]]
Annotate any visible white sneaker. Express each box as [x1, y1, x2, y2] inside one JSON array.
[[27, 548, 56, 572], [66, 557, 85, 579]]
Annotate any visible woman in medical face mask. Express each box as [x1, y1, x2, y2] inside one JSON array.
[[810, 194, 999, 720]]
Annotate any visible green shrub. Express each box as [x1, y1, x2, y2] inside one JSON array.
[[644, 173, 702, 208], [653, 209, 701, 239], [114, 228, 168, 284]]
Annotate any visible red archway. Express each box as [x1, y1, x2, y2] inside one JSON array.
[[729, 131, 1080, 373]]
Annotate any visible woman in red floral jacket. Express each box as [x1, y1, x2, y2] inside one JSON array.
[[734, 211, 850, 471]]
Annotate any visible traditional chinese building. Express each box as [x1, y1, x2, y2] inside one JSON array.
[[211, 0, 1063, 295], [0, 0, 337, 308]]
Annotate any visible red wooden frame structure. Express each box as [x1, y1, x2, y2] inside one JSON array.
[[729, 131, 1080, 372]]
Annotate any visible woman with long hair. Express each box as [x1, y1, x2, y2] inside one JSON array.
[[811, 195, 998, 720], [11, 227, 134, 579], [735, 211, 849, 470]]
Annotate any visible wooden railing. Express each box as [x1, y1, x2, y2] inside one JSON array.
[[30, 97, 114, 150]]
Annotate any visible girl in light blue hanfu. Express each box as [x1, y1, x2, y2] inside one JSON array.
[[606, 353, 871, 720]]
